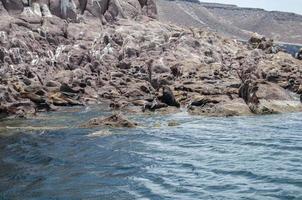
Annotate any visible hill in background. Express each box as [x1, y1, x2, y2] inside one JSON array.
[[157, 0, 302, 44]]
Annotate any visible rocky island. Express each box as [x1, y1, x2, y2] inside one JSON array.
[[0, 0, 301, 119]]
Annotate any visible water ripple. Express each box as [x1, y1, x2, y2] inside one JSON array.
[[0, 111, 302, 199]]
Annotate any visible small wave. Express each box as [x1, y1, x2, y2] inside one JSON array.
[[87, 130, 112, 137]]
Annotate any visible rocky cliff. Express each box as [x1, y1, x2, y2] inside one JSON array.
[[0, 0, 301, 118]]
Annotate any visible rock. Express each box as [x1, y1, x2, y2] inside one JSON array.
[[239, 80, 259, 105], [85, 0, 108, 18], [153, 64, 170, 74], [170, 64, 182, 77], [248, 33, 264, 45], [168, 120, 180, 126], [139, 0, 157, 18], [239, 81, 302, 114], [21, 92, 45, 104], [248, 33, 277, 53], [123, 42, 139, 58], [188, 95, 251, 117], [60, 83, 80, 94], [159, 86, 180, 107], [0, 0, 301, 119], [1, 0, 24, 15], [49, 0, 77, 20], [297, 85, 302, 94], [46, 81, 61, 88], [21, 92, 51, 111], [80, 114, 137, 128]]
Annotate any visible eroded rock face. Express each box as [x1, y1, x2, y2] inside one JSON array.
[[0, 0, 301, 118], [0, 0, 157, 21]]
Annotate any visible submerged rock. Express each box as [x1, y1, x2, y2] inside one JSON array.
[[167, 120, 180, 126], [80, 114, 137, 128]]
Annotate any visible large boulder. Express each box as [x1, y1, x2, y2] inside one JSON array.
[[0, 0, 24, 15], [239, 81, 302, 114], [248, 33, 278, 53], [188, 95, 252, 117], [85, 0, 109, 17], [49, 0, 77, 20], [138, 0, 157, 18], [103, 0, 142, 21]]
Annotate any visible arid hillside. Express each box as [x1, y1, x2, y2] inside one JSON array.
[[157, 0, 302, 44]]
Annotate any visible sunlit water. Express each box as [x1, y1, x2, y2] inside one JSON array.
[[0, 107, 301, 200]]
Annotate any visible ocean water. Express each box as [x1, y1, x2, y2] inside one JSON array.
[[0, 107, 301, 200]]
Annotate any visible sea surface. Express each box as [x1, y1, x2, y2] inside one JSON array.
[[0, 107, 301, 200]]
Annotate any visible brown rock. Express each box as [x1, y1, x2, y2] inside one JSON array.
[[80, 114, 137, 128]]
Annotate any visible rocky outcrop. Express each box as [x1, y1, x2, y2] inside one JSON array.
[[0, 0, 301, 118], [239, 81, 302, 114], [0, 0, 157, 22], [248, 33, 279, 54]]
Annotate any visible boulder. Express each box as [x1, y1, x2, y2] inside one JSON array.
[[170, 64, 182, 77], [239, 81, 302, 114], [85, 0, 109, 18], [248, 33, 264, 45], [1, 0, 24, 15], [139, 0, 157, 18], [239, 80, 259, 105], [188, 96, 252, 117], [118, 0, 142, 19], [80, 114, 137, 128], [60, 83, 80, 94], [248, 33, 277, 53], [49, 0, 77, 20]]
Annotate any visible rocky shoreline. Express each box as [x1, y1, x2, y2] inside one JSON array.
[[0, 0, 302, 119]]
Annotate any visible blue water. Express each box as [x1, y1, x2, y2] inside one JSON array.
[[0, 108, 302, 200]]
